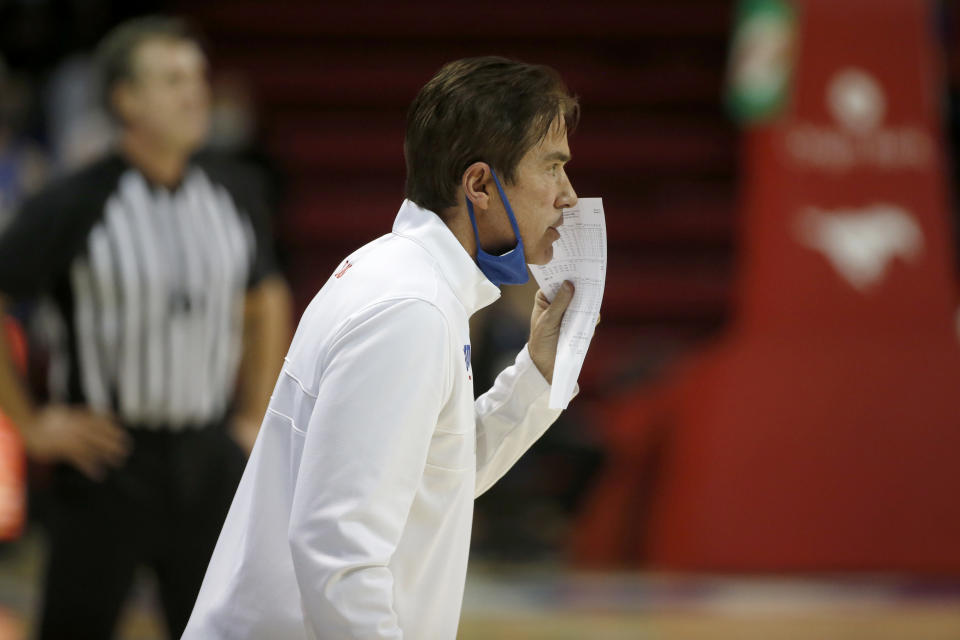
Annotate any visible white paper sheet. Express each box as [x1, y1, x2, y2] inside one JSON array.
[[529, 198, 606, 409]]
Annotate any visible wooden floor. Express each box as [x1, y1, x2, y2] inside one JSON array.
[[461, 610, 960, 640], [459, 569, 960, 640], [2, 530, 959, 639]]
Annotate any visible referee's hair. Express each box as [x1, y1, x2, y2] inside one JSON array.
[[96, 15, 203, 120], [404, 56, 579, 216]]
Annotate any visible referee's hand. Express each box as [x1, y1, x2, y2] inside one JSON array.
[[24, 406, 131, 481]]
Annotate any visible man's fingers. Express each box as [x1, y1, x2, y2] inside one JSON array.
[[82, 418, 130, 447], [73, 433, 126, 474], [76, 415, 131, 465], [84, 435, 130, 467], [544, 281, 575, 320], [68, 450, 106, 481], [88, 437, 129, 467], [534, 289, 551, 310]]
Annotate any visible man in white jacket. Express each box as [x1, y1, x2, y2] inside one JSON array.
[[183, 56, 581, 639]]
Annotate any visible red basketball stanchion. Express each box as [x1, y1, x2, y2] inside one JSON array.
[[574, 0, 960, 573]]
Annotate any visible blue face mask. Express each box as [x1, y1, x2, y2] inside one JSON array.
[[466, 168, 529, 287]]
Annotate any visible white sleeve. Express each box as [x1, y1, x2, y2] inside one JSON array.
[[287, 298, 450, 639], [473, 344, 576, 497]]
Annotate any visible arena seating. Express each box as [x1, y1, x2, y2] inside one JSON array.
[[182, 0, 740, 397]]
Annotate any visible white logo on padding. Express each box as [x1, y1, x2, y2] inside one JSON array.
[[796, 204, 924, 292], [827, 68, 885, 133], [786, 67, 932, 170]]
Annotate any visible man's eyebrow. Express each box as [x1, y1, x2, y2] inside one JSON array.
[[543, 151, 571, 163]]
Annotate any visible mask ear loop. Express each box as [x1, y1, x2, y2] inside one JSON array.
[[466, 198, 483, 245], [488, 168, 523, 245], [465, 167, 523, 254]]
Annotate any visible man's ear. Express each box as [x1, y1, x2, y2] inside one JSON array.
[[462, 162, 491, 212], [111, 82, 136, 125]]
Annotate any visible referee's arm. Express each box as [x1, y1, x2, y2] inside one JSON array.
[[0, 190, 130, 478], [0, 295, 129, 479], [231, 274, 293, 453], [219, 158, 294, 452]]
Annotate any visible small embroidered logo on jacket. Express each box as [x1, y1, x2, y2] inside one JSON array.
[[464, 345, 472, 381], [334, 260, 353, 279]]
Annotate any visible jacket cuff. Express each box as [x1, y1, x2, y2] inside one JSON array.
[[518, 344, 579, 405]]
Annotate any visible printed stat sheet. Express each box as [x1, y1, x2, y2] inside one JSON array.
[[530, 198, 606, 409]]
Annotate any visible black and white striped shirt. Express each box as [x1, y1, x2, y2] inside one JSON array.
[[0, 152, 277, 431]]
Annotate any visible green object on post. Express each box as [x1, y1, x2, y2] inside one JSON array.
[[726, 0, 797, 125]]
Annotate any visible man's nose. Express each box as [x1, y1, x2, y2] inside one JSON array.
[[556, 174, 578, 209], [186, 80, 210, 108]]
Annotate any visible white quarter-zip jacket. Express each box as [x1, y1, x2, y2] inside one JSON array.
[[182, 200, 573, 639]]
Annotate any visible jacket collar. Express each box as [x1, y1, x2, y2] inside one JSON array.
[[392, 199, 501, 316]]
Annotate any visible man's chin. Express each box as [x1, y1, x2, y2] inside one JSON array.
[[528, 246, 554, 266], [177, 123, 210, 154]]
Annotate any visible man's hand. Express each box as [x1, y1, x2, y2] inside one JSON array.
[[23, 406, 131, 481], [528, 281, 575, 384]]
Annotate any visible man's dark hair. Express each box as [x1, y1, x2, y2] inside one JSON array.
[[404, 57, 579, 215], [96, 15, 202, 117]]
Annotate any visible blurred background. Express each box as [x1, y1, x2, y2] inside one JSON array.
[[2, 0, 960, 638]]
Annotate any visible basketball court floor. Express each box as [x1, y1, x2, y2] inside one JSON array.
[[1, 528, 959, 639]]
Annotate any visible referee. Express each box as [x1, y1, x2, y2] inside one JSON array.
[[0, 17, 291, 639]]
